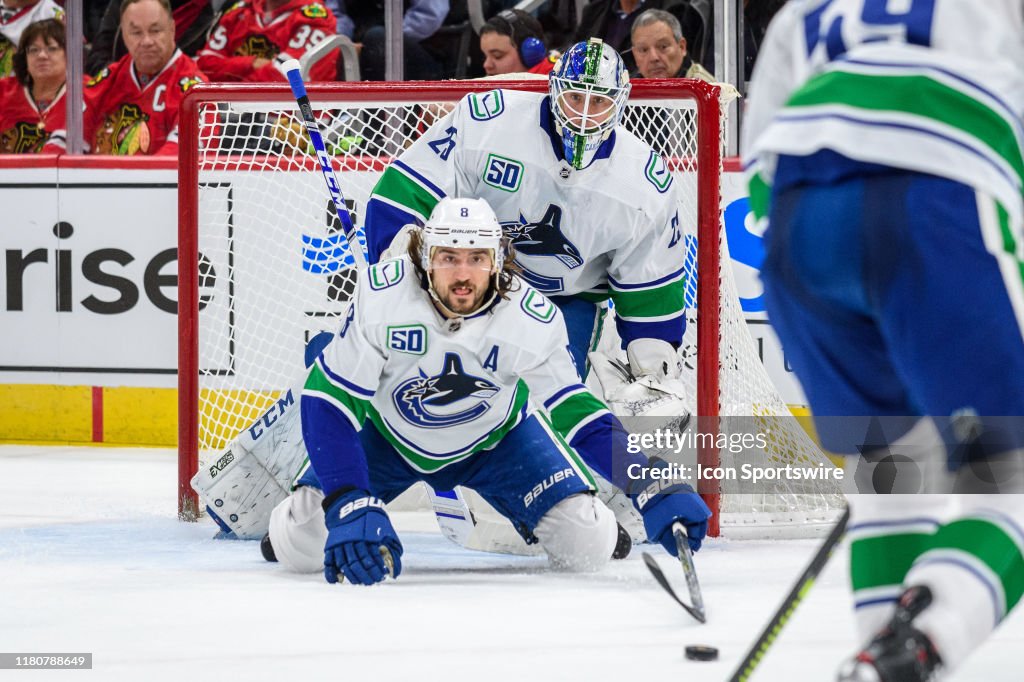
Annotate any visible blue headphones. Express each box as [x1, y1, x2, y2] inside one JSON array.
[[495, 10, 546, 68]]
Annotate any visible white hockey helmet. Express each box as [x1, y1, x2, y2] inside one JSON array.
[[420, 197, 505, 273], [549, 38, 631, 170], [420, 197, 507, 316]]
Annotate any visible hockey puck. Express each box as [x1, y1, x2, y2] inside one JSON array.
[[684, 645, 719, 662]]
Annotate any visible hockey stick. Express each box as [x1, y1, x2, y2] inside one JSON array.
[[642, 521, 707, 623], [282, 59, 366, 271], [728, 505, 851, 682]]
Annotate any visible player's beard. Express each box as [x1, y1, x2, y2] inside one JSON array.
[[439, 279, 488, 315]]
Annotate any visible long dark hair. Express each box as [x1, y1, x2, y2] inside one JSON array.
[[14, 19, 66, 87]]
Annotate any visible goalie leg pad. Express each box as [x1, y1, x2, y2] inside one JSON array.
[[190, 385, 309, 539], [267, 486, 328, 574], [534, 493, 617, 572]]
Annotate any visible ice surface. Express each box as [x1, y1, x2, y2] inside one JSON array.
[[0, 445, 1019, 681]]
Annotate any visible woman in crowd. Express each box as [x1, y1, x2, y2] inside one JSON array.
[[0, 18, 67, 153]]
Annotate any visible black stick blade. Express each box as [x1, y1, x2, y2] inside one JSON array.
[[642, 551, 707, 623]]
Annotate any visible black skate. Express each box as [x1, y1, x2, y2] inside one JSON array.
[[260, 533, 278, 563], [837, 586, 943, 682]]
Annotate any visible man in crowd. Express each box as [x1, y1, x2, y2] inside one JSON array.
[[479, 9, 556, 77], [79, 0, 207, 155], [630, 9, 712, 81], [197, 0, 337, 82]]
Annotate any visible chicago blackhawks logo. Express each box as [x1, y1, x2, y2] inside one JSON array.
[[300, 3, 327, 18], [0, 121, 46, 153], [393, 353, 499, 429], [502, 204, 583, 269], [86, 67, 110, 87], [93, 103, 151, 155], [235, 34, 279, 59], [178, 75, 202, 93]]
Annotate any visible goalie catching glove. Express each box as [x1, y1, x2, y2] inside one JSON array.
[[631, 458, 711, 554], [589, 338, 690, 420], [322, 488, 404, 585]]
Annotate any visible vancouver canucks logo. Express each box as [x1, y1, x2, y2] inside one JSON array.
[[502, 204, 583, 269], [393, 353, 499, 429]]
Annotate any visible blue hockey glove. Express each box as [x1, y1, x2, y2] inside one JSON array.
[[322, 488, 403, 585], [631, 460, 712, 555]]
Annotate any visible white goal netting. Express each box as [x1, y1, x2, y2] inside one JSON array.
[[179, 80, 845, 537]]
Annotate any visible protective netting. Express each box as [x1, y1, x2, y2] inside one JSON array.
[[185, 82, 844, 537]]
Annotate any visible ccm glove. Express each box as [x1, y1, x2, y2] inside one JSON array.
[[631, 459, 712, 555], [322, 488, 403, 585]]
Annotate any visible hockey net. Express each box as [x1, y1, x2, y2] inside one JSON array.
[[178, 80, 844, 539]]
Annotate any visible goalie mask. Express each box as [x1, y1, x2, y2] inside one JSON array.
[[549, 38, 631, 170], [419, 197, 507, 318]]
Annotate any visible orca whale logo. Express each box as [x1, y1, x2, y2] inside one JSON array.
[[393, 353, 500, 428], [503, 204, 583, 269]]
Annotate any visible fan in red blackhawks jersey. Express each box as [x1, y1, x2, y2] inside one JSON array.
[[75, 0, 206, 155], [197, 0, 337, 82], [0, 18, 68, 153]]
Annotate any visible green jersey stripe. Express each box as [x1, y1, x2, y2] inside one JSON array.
[[787, 70, 1024, 190], [850, 530, 933, 592], [548, 390, 609, 436], [372, 166, 442, 221], [304, 364, 371, 426], [611, 277, 685, 320], [927, 518, 1024, 614]]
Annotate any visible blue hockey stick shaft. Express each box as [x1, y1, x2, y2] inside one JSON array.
[[282, 59, 367, 271]]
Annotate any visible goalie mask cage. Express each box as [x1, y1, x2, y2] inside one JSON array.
[[178, 80, 844, 539]]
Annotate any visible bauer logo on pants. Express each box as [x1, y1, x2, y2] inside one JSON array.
[[523, 467, 576, 507]]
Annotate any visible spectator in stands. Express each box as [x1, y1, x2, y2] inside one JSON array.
[[630, 9, 712, 81], [79, 0, 207, 155], [573, 0, 689, 73], [0, 0, 62, 78], [479, 9, 557, 76], [0, 18, 66, 152], [86, 0, 214, 76], [335, 0, 449, 81], [197, 0, 338, 82]]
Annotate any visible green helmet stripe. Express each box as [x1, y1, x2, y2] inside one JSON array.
[[571, 134, 586, 169], [583, 39, 603, 83]]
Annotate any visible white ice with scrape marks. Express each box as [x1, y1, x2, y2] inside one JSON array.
[[1, 445, 1021, 682]]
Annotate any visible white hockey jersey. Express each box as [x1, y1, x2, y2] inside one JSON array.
[[742, 0, 1024, 224], [364, 89, 688, 347], [302, 256, 614, 477]]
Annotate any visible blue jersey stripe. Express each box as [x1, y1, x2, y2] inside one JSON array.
[[543, 383, 588, 410], [319, 357, 375, 398], [608, 264, 687, 291], [393, 159, 447, 199]]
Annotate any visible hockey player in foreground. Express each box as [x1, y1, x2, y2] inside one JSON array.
[[743, 1, 1024, 680], [266, 197, 710, 584]]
